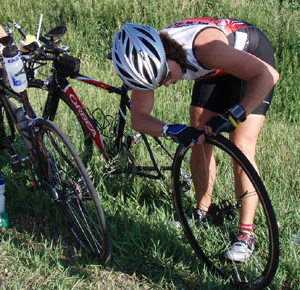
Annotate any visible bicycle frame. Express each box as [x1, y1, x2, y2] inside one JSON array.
[[39, 72, 175, 180]]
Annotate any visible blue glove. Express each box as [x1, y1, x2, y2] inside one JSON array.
[[163, 124, 203, 147], [204, 115, 237, 135]]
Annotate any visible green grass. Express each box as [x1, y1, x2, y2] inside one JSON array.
[[1, 0, 300, 289]]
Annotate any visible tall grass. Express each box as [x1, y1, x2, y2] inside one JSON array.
[[1, 0, 300, 289]]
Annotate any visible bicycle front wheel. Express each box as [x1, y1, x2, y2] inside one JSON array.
[[34, 118, 110, 263], [172, 134, 279, 289], [27, 85, 94, 166]]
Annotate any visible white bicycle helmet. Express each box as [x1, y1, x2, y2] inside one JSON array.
[[112, 23, 167, 91]]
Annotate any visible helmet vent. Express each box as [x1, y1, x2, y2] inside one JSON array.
[[132, 47, 139, 71], [121, 30, 126, 42], [149, 57, 157, 77], [143, 66, 151, 83], [127, 80, 147, 90], [117, 65, 133, 79], [139, 38, 161, 61], [125, 41, 130, 57], [135, 27, 155, 42], [114, 51, 121, 64]]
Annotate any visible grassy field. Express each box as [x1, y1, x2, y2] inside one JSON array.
[[1, 0, 300, 289]]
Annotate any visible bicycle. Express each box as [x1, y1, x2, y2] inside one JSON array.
[[0, 36, 111, 264], [6, 19, 279, 289], [5, 22, 176, 180]]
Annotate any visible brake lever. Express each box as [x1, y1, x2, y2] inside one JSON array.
[[22, 41, 40, 53]]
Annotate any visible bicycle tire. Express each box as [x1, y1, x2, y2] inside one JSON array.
[[33, 118, 111, 263], [171, 134, 279, 289]]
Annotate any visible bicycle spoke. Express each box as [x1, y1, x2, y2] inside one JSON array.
[[65, 197, 104, 252]]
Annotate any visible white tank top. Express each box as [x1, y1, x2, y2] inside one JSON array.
[[160, 18, 252, 80]]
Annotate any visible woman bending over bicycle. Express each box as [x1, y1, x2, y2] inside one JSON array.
[[112, 18, 279, 262]]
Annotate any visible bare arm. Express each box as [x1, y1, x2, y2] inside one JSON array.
[[131, 89, 166, 137], [194, 28, 279, 116], [0, 25, 7, 38], [0, 25, 7, 54]]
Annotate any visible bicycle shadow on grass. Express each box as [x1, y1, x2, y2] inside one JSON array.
[[106, 210, 231, 290], [99, 174, 231, 290]]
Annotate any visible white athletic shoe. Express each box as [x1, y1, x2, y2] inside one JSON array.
[[225, 232, 255, 262]]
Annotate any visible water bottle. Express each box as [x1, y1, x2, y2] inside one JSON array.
[[0, 178, 5, 213], [0, 178, 8, 228], [2, 44, 28, 93]]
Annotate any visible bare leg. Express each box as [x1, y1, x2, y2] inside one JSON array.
[[190, 143, 215, 210], [190, 106, 218, 211], [229, 114, 265, 229]]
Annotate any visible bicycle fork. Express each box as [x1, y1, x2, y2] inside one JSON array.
[[11, 109, 43, 191]]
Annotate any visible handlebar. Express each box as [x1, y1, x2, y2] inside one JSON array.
[[2, 24, 14, 39], [2, 18, 130, 94], [2, 19, 75, 81], [3, 19, 69, 58], [8, 20, 27, 38]]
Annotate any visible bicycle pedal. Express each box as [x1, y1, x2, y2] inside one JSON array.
[[10, 154, 29, 173], [131, 133, 142, 144], [180, 170, 192, 191]]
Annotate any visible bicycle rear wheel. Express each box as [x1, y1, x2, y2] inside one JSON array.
[[171, 134, 279, 289], [34, 118, 110, 263]]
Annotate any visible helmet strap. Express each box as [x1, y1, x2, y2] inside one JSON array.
[[178, 61, 198, 74]]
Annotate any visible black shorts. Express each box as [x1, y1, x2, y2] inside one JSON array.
[[191, 28, 276, 116]]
